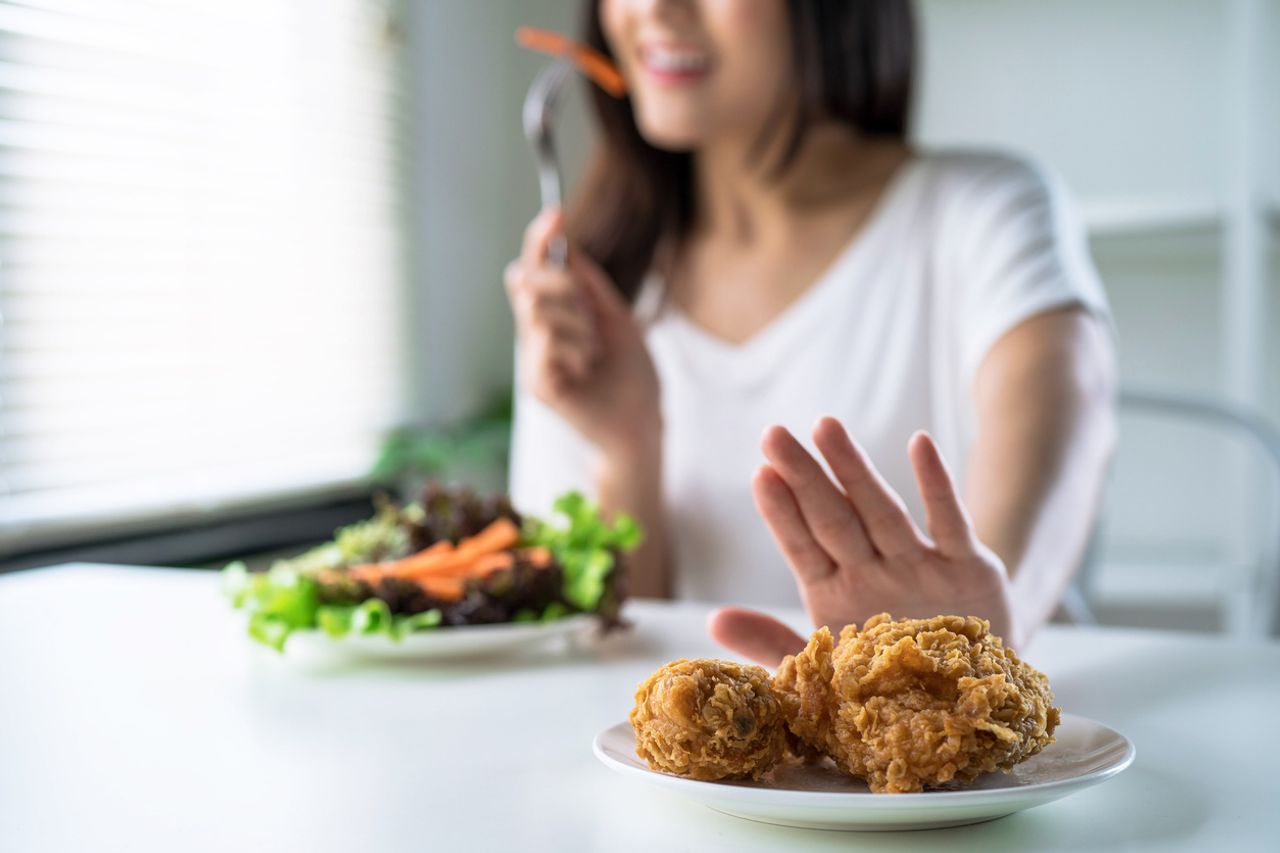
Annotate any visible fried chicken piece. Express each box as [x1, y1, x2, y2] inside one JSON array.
[[630, 658, 789, 781], [775, 614, 1060, 793]]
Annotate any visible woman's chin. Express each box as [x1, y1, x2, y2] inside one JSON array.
[[633, 113, 706, 152]]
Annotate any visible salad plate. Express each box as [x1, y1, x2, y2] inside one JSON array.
[[593, 713, 1134, 831], [222, 486, 638, 656], [282, 613, 596, 661]]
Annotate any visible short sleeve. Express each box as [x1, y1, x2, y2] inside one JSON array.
[[947, 155, 1111, 384], [508, 356, 594, 517]]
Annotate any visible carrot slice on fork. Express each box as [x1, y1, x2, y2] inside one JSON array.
[[516, 26, 627, 97]]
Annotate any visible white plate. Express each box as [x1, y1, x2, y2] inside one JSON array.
[[283, 614, 596, 661], [593, 712, 1134, 831]]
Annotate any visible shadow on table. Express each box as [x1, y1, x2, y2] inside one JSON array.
[[593, 761, 1207, 853]]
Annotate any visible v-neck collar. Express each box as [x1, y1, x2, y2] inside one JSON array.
[[651, 157, 921, 367]]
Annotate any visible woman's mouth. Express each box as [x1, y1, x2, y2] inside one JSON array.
[[639, 44, 712, 85]]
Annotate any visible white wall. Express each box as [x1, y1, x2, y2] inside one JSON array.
[[403, 0, 585, 427], [916, 0, 1230, 210]]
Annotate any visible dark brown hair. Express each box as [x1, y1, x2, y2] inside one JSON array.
[[569, 0, 916, 301]]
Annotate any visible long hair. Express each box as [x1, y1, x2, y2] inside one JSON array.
[[569, 0, 916, 302]]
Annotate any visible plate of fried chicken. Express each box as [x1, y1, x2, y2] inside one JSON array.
[[595, 613, 1134, 831]]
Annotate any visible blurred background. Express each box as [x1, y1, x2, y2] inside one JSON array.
[[1, 0, 1276, 636]]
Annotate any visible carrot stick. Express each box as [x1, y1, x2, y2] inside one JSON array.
[[385, 539, 455, 570], [349, 540, 454, 582], [349, 565, 386, 584], [351, 517, 523, 581], [397, 552, 509, 580], [415, 576, 465, 601], [345, 516, 531, 598], [516, 546, 553, 568], [408, 552, 513, 599], [454, 517, 522, 556], [516, 26, 627, 97], [467, 551, 517, 576], [416, 541, 453, 559]]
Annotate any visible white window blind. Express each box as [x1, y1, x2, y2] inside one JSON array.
[[0, 0, 407, 551]]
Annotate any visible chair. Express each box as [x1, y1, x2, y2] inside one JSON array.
[[1073, 388, 1280, 638]]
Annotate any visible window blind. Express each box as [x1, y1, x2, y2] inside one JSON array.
[[0, 0, 407, 552]]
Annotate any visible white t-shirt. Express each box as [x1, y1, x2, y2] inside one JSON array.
[[510, 150, 1110, 609]]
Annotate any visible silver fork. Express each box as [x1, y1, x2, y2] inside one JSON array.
[[522, 55, 574, 268]]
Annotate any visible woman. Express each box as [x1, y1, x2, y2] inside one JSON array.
[[505, 0, 1115, 665]]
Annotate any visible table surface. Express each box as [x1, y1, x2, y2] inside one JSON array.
[[2, 564, 1278, 853]]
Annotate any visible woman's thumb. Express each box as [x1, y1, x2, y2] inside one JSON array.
[[520, 205, 564, 265], [706, 607, 807, 669]]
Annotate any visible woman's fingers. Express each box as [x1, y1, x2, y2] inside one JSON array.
[[505, 261, 586, 310], [706, 606, 807, 669], [908, 431, 976, 557], [506, 263, 597, 353], [812, 417, 922, 558], [751, 465, 836, 584], [760, 426, 874, 564], [525, 324, 593, 387], [519, 205, 562, 265], [512, 296, 597, 376], [524, 294, 596, 347]]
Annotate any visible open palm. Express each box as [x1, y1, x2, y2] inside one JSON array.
[[708, 418, 1016, 667]]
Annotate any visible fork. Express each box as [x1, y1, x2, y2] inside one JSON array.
[[522, 55, 574, 268]]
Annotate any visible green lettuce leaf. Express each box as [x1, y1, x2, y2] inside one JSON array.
[[351, 597, 392, 635], [223, 559, 446, 650], [317, 605, 357, 638], [522, 491, 644, 611], [316, 603, 442, 642], [540, 601, 571, 623], [390, 609, 443, 640], [224, 565, 320, 651]]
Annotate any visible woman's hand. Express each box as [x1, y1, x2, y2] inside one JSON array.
[[505, 207, 661, 460], [708, 417, 1017, 667], [507, 207, 669, 597]]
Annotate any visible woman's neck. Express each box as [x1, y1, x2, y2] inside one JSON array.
[[691, 123, 908, 247]]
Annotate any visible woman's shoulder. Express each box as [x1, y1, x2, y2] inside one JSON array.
[[909, 147, 1061, 205], [906, 148, 1107, 345], [902, 148, 1078, 254]]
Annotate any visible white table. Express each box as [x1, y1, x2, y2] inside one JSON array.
[[1, 564, 1277, 852]]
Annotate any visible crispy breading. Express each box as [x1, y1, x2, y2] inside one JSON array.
[[775, 614, 1060, 793], [630, 658, 788, 781]]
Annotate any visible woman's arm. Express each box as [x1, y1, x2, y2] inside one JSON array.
[[707, 306, 1115, 664], [505, 207, 671, 597], [965, 306, 1117, 641], [595, 430, 670, 598]]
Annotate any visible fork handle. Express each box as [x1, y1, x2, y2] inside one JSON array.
[[538, 170, 567, 268], [546, 233, 568, 268]]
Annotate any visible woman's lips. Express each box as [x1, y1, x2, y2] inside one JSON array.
[[638, 44, 712, 85]]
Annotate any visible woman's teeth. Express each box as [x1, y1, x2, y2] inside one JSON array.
[[644, 47, 710, 74]]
